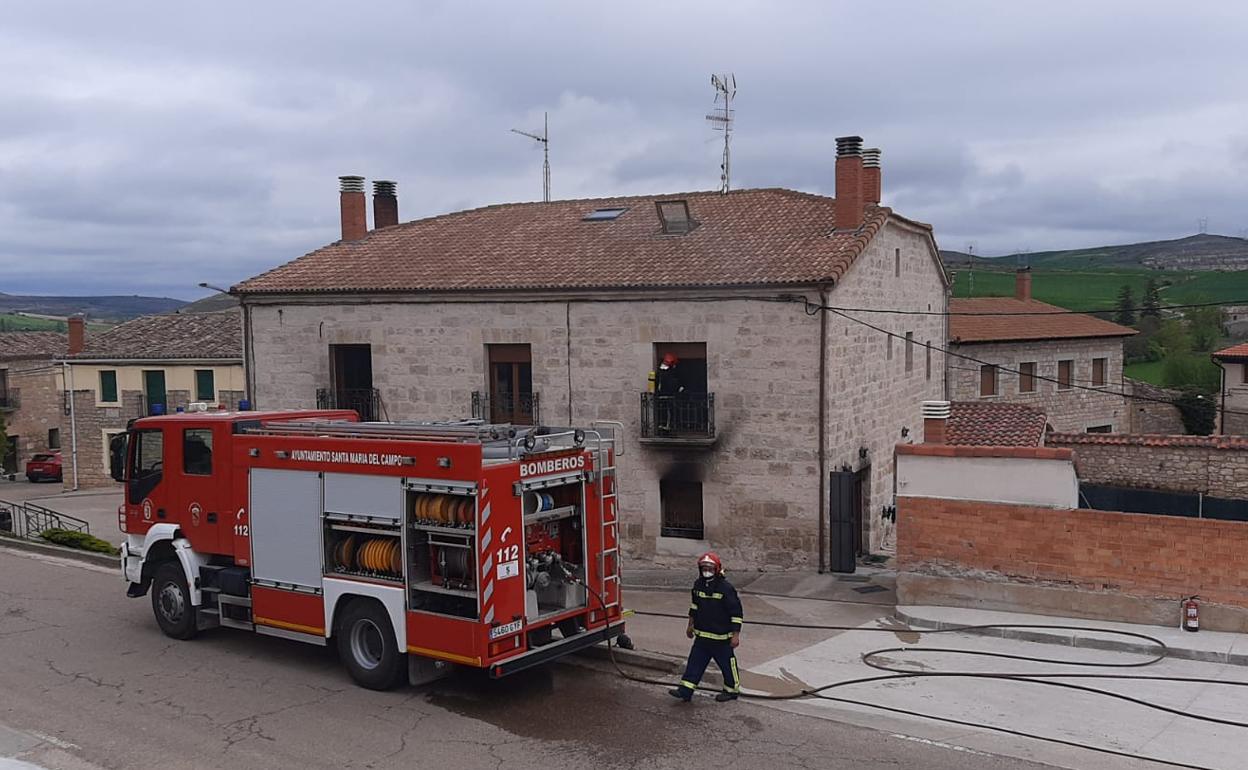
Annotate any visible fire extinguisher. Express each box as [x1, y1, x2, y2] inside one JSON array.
[[1181, 595, 1200, 633]]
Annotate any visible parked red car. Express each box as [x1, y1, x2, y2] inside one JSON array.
[[25, 452, 62, 483]]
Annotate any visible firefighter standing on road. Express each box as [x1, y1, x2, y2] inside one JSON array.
[[669, 552, 743, 702]]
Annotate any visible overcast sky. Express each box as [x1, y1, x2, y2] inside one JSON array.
[[2, 1, 1246, 300]]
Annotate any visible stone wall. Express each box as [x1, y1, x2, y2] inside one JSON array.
[[0, 359, 62, 470], [1048, 433, 1248, 499], [1123, 378, 1185, 435], [246, 218, 948, 570], [897, 495, 1248, 609], [948, 337, 1128, 433]]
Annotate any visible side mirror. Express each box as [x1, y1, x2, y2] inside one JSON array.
[[109, 433, 128, 483]]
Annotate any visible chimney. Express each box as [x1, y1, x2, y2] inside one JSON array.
[[339, 175, 367, 241], [862, 148, 882, 205], [921, 400, 951, 444], [67, 315, 85, 355], [1015, 267, 1032, 302], [372, 180, 398, 229], [834, 136, 865, 231]]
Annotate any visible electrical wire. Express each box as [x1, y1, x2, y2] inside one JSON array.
[[824, 297, 1246, 317], [593, 604, 1243, 770]]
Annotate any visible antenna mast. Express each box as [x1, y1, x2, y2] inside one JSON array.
[[706, 74, 736, 193], [511, 111, 550, 202]]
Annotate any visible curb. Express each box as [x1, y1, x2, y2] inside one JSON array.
[[894, 608, 1248, 668], [0, 536, 119, 568], [576, 642, 684, 674]]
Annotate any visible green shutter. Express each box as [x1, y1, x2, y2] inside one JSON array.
[[195, 369, 215, 401], [99, 371, 118, 403]]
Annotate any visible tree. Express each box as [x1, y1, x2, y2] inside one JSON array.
[[1174, 387, 1217, 436], [1141, 278, 1162, 319], [1154, 319, 1191, 357], [1114, 285, 1136, 327], [1162, 354, 1222, 393], [1185, 303, 1224, 353]]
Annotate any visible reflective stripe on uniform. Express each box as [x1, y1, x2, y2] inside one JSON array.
[[726, 657, 741, 693], [695, 591, 724, 600], [690, 603, 698, 611], [680, 680, 698, 690], [693, 629, 733, 641], [730, 616, 743, 624]]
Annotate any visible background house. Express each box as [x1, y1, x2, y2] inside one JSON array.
[[235, 138, 950, 571], [58, 311, 244, 488], [1213, 342, 1248, 434], [0, 331, 67, 474], [948, 269, 1136, 433]]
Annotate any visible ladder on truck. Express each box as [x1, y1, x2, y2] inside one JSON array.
[[590, 421, 625, 614]]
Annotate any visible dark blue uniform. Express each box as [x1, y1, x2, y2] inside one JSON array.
[[673, 574, 743, 700]]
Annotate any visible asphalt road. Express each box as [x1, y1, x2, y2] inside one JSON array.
[[0, 547, 1053, 770]]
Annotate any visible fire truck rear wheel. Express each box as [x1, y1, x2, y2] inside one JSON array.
[[151, 562, 198, 640], [336, 600, 405, 690]]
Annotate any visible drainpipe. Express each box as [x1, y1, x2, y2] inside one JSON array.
[[63, 362, 79, 491], [243, 302, 255, 407], [1218, 360, 1226, 435], [817, 283, 831, 573]]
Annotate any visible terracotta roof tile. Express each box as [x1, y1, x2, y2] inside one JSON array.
[[945, 401, 1050, 447], [949, 298, 1136, 343], [1213, 342, 1248, 360], [235, 189, 902, 294], [1049, 433, 1248, 451], [65, 310, 241, 361], [0, 332, 67, 362]]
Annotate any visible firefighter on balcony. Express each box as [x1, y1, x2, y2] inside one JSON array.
[[669, 552, 743, 702], [655, 352, 684, 434]]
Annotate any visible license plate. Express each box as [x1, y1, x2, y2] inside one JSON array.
[[489, 619, 523, 639]]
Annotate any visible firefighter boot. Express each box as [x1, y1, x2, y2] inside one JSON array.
[[668, 687, 692, 702], [715, 692, 738, 702]]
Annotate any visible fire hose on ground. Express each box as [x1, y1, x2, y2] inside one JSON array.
[[574, 579, 1246, 770]]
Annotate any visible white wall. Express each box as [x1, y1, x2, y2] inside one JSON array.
[[896, 453, 1078, 508]]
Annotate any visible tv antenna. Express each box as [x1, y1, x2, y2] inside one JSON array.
[[706, 73, 736, 193], [511, 111, 550, 202]]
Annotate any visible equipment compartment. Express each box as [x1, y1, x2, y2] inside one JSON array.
[[322, 518, 403, 584], [406, 488, 479, 619]]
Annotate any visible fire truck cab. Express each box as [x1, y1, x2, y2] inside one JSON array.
[[111, 408, 625, 689]]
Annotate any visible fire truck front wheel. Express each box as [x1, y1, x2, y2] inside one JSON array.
[[151, 562, 198, 640], [336, 600, 405, 690]]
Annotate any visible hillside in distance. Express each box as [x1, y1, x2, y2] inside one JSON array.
[[0, 293, 186, 321], [941, 233, 1248, 272]]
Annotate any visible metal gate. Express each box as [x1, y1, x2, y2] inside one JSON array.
[[828, 470, 859, 573]]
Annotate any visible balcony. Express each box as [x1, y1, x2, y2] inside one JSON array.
[[317, 387, 381, 422], [471, 391, 540, 425], [639, 392, 716, 447], [0, 389, 19, 411]]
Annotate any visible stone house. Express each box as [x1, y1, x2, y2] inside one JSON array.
[[1213, 342, 1248, 435], [58, 311, 244, 489], [234, 137, 950, 572], [948, 270, 1136, 433], [0, 331, 67, 474]]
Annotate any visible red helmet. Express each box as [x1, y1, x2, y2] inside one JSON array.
[[697, 551, 722, 574], [662, 352, 679, 367]]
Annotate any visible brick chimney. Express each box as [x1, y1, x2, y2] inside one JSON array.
[[67, 315, 85, 355], [1015, 267, 1032, 301], [862, 148, 882, 205], [921, 400, 951, 444], [339, 175, 367, 241], [834, 135, 865, 231], [372, 180, 398, 229]]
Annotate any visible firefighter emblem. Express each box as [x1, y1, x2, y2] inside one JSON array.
[[190, 502, 202, 527], [142, 499, 153, 521]]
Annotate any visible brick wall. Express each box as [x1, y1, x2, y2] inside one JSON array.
[[1124, 378, 1185, 434], [897, 495, 1248, 607], [948, 337, 1127, 432], [247, 218, 948, 569], [1048, 433, 1248, 499], [0, 359, 62, 468]]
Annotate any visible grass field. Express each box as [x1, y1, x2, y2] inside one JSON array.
[[1124, 360, 1166, 386], [951, 268, 1248, 311]]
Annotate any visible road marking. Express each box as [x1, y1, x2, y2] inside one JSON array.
[[28, 733, 78, 751], [889, 733, 992, 757]]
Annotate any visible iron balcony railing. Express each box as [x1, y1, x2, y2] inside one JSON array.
[[317, 388, 381, 422], [639, 392, 715, 441], [0, 389, 19, 410], [471, 391, 540, 425]]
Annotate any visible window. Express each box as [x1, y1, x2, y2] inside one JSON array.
[[886, 335, 893, 360], [99, 370, 118, 403], [1019, 362, 1037, 393], [128, 428, 164, 504], [655, 200, 695, 235], [905, 332, 914, 373], [894, 248, 901, 278], [1086, 425, 1113, 433], [195, 369, 215, 402], [582, 207, 627, 221], [1058, 360, 1073, 390], [660, 479, 703, 540], [979, 364, 998, 397], [1243, 364, 1248, 385], [925, 343, 932, 381], [47, 428, 60, 450], [486, 344, 535, 425], [1092, 358, 1107, 387], [183, 428, 213, 475]]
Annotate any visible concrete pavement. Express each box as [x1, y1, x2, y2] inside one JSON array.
[[0, 480, 122, 544], [0, 547, 1052, 770]]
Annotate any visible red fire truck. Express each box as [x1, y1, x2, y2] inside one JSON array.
[[110, 409, 625, 689]]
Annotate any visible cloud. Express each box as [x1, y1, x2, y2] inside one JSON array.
[[1, 0, 1247, 298]]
